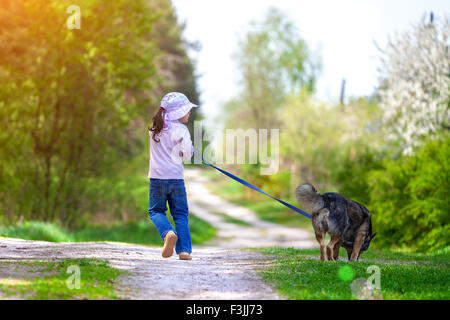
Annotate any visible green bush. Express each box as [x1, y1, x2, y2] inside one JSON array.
[[368, 136, 450, 252], [331, 144, 385, 206]]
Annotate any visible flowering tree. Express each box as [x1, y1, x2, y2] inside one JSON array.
[[377, 14, 450, 154]]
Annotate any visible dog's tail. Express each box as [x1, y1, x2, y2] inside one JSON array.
[[295, 184, 321, 213]]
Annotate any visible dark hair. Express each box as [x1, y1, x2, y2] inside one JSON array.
[[148, 108, 164, 143]]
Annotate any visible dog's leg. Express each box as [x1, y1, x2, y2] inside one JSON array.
[[333, 240, 342, 261], [350, 232, 366, 261], [346, 248, 352, 260], [315, 232, 327, 261], [326, 236, 340, 261]]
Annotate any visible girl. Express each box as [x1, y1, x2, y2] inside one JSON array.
[[147, 92, 197, 260]]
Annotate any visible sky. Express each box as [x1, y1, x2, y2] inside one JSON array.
[[171, 0, 449, 126]]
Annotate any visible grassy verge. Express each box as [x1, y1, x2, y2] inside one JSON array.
[[0, 215, 216, 246], [200, 168, 312, 231], [0, 258, 122, 300], [254, 247, 450, 300]]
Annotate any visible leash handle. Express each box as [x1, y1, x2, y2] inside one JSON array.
[[192, 151, 312, 219]]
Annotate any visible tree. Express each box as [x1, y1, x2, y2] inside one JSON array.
[[279, 93, 382, 193], [0, 0, 197, 226], [377, 13, 450, 154], [228, 7, 321, 130]]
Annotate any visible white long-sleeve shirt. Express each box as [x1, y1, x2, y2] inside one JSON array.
[[148, 121, 193, 179]]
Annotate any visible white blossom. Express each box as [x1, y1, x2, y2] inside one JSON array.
[[378, 14, 450, 154]]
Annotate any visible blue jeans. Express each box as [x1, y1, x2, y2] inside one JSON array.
[[147, 178, 192, 254]]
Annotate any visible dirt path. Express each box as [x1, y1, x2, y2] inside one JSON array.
[[0, 168, 316, 300], [185, 168, 315, 249]]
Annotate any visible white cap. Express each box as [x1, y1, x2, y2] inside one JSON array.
[[160, 92, 198, 121]]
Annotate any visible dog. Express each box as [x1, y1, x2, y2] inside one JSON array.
[[295, 184, 376, 261]]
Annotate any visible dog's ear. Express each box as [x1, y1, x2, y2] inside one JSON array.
[[371, 233, 377, 240]]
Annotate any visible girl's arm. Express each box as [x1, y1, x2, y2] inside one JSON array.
[[171, 124, 193, 163], [179, 130, 193, 162]]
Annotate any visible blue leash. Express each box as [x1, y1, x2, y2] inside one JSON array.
[[192, 151, 312, 219]]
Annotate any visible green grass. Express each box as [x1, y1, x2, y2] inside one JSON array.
[[189, 214, 217, 244], [0, 258, 123, 300], [201, 168, 312, 230], [254, 247, 450, 300], [0, 215, 216, 246]]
